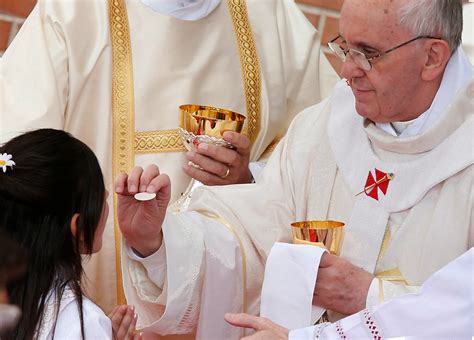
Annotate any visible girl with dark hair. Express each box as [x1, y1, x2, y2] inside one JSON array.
[[0, 129, 140, 340]]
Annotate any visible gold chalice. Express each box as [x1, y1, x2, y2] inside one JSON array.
[[179, 104, 246, 151], [291, 220, 345, 255]]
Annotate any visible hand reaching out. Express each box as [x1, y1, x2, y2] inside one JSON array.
[[115, 165, 171, 257], [224, 313, 288, 340]]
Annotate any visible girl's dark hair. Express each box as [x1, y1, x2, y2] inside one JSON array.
[[0, 129, 105, 340], [0, 229, 27, 288]]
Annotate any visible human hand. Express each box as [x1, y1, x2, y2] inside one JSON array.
[[108, 305, 142, 340], [115, 165, 171, 257], [184, 131, 252, 185], [224, 313, 288, 340], [313, 253, 374, 315]]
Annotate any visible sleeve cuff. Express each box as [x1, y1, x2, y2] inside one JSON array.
[[125, 241, 167, 288], [248, 161, 266, 182], [366, 278, 382, 308]]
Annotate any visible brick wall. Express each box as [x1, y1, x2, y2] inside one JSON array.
[[296, 0, 344, 74], [0, 0, 36, 56]]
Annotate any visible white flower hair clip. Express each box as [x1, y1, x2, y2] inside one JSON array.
[[0, 153, 15, 173]]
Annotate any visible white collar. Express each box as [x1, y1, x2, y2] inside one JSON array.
[[376, 48, 473, 137], [141, 0, 221, 21]]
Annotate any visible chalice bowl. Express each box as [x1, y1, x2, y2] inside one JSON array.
[[179, 104, 246, 151], [291, 220, 345, 255]]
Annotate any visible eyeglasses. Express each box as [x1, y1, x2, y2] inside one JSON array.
[[328, 35, 441, 71]]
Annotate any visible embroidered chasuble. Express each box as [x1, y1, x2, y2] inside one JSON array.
[[0, 0, 337, 312], [122, 54, 473, 337]]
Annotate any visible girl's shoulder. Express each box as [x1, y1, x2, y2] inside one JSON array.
[[36, 288, 112, 340]]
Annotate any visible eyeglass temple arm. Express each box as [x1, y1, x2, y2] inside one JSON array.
[[377, 35, 441, 57], [329, 34, 342, 43]]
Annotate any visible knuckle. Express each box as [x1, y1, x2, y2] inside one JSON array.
[[241, 136, 251, 149], [227, 151, 238, 165]]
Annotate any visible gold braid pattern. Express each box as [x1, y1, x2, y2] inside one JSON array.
[[135, 129, 186, 153], [109, 0, 135, 305], [227, 0, 261, 144]]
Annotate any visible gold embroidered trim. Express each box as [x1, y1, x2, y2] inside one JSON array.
[[227, 0, 261, 144], [260, 137, 282, 159], [109, 0, 135, 305], [197, 210, 248, 315], [134, 129, 186, 153], [376, 227, 391, 267], [376, 267, 409, 285], [378, 278, 385, 303]]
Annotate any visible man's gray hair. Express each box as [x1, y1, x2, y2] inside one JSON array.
[[399, 0, 463, 52]]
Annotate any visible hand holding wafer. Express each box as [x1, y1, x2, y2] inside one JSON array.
[[115, 165, 171, 257]]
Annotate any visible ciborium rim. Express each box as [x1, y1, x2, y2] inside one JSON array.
[[291, 220, 345, 229], [179, 104, 246, 122]]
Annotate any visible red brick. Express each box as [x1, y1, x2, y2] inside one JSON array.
[[0, 0, 37, 18], [0, 20, 12, 51], [324, 51, 343, 77], [321, 16, 340, 45], [303, 12, 320, 29], [296, 0, 344, 11]]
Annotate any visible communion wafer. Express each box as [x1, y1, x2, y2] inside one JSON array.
[[134, 192, 156, 201]]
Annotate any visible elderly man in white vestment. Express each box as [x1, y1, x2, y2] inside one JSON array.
[[116, 0, 473, 338], [0, 0, 337, 311]]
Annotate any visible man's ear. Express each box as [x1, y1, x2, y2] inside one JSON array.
[[70, 213, 80, 238], [421, 39, 451, 81]]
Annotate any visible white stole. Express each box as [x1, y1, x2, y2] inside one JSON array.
[[328, 77, 473, 272], [260, 243, 326, 330]]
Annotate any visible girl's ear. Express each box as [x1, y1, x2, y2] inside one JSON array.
[[70, 213, 80, 238]]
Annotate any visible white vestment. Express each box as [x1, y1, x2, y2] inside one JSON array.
[[0, 0, 337, 311], [123, 51, 473, 337], [35, 288, 112, 340], [289, 248, 474, 339]]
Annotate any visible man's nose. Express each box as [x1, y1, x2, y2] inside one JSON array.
[[340, 53, 366, 80]]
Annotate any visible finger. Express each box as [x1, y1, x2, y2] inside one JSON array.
[[146, 174, 171, 198], [196, 142, 238, 165], [132, 331, 142, 340], [115, 172, 129, 195], [109, 305, 126, 329], [125, 312, 138, 340], [224, 313, 266, 331], [223, 131, 251, 154], [183, 162, 225, 186], [139, 164, 160, 192], [117, 306, 135, 339], [107, 305, 121, 319], [186, 151, 229, 178], [127, 166, 144, 194]]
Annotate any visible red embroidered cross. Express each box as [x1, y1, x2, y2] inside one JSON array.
[[356, 168, 394, 201]]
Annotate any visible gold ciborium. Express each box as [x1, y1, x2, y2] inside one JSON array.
[[179, 104, 246, 151], [291, 220, 345, 255]]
